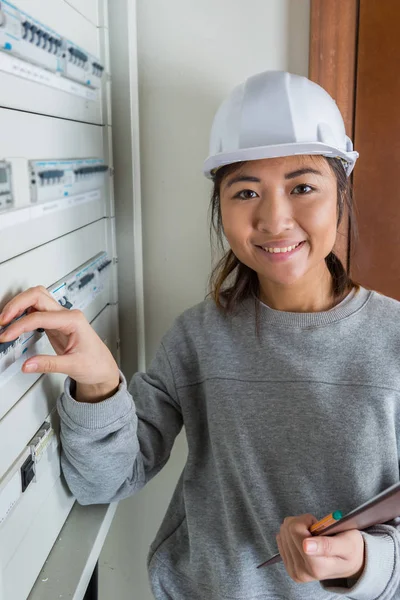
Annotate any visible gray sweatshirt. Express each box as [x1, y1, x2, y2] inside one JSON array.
[[57, 286, 400, 600]]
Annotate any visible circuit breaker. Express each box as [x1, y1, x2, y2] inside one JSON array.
[[0, 161, 12, 212], [0, 247, 115, 421], [0, 0, 108, 123], [0, 153, 111, 263], [30, 158, 109, 204], [0, 0, 104, 93]]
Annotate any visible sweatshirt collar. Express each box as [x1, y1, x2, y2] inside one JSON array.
[[250, 286, 372, 328]]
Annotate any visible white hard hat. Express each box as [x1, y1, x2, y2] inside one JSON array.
[[203, 71, 359, 179]]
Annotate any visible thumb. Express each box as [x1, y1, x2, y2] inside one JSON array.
[[303, 535, 336, 557], [22, 354, 76, 376]]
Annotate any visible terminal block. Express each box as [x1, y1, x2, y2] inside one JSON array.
[[0, 1, 104, 90], [30, 158, 108, 204]]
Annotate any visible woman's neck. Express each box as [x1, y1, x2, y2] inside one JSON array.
[[258, 266, 343, 313]]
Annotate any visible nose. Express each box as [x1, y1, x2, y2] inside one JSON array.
[[254, 191, 293, 235]]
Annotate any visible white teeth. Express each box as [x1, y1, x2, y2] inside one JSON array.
[[264, 242, 302, 254]]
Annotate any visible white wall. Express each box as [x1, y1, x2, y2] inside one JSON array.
[[100, 1, 310, 598]]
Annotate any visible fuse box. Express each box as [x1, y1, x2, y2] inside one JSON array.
[[0, 0, 104, 98], [0, 251, 113, 421], [30, 158, 108, 204]]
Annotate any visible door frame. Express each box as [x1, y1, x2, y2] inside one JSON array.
[[308, 0, 360, 271]]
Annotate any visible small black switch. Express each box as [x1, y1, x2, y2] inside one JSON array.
[[98, 259, 112, 273], [30, 25, 37, 43], [21, 456, 35, 492], [22, 21, 30, 40], [58, 296, 73, 309], [38, 169, 65, 181], [78, 273, 95, 289]]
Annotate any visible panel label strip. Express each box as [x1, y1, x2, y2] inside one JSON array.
[[0, 189, 101, 231]]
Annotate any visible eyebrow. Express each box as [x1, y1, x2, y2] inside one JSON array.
[[224, 167, 323, 188], [225, 175, 261, 188], [284, 168, 323, 179]]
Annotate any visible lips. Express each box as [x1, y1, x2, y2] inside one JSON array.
[[260, 241, 304, 254], [255, 240, 307, 260]]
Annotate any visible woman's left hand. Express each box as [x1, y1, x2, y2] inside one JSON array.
[[277, 514, 365, 583]]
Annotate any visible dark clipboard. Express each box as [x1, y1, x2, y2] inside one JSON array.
[[258, 480, 400, 568]]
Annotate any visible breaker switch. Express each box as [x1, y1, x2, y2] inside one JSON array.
[[74, 165, 108, 177], [98, 259, 112, 273], [53, 38, 60, 54], [38, 169, 64, 183], [58, 296, 73, 309], [29, 24, 37, 43], [68, 46, 88, 65], [41, 32, 48, 49], [92, 62, 104, 77], [78, 273, 95, 289], [21, 456, 35, 492], [22, 20, 30, 39]]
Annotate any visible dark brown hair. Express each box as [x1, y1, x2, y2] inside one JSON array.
[[208, 156, 359, 313]]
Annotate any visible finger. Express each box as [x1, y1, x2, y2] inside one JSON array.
[[276, 533, 289, 569], [291, 514, 318, 558], [280, 522, 302, 580], [0, 286, 61, 326], [0, 309, 81, 341], [22, 353, 79, 375], [303, 533, 345, 559]]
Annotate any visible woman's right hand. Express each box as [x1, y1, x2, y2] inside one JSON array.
[[0, 286, 120, 403]]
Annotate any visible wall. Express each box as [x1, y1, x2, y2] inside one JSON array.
[[100, 1, 310, 598]]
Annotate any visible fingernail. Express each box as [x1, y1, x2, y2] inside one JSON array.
[[24, 362, 38, 372], [305, 540, 317, 554]]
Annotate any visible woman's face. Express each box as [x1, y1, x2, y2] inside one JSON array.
[[219, 155, 339, 288]]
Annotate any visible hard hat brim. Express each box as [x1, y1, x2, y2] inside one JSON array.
[[203, 142, 359, 179]]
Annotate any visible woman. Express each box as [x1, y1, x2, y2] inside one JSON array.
[[0, 71, 399, 599]]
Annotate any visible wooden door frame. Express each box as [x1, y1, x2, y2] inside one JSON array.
[[309, 0, 359, 137], [308, 0, 360, 271]]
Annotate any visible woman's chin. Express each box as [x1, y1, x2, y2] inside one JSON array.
[[257, 266, 308, 287]]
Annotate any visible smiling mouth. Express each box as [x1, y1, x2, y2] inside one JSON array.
[[258, 241, 305, 254]]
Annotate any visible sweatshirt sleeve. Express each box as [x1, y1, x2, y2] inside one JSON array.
[[319, 522, 400, 599], [56, 341, 183, 505]]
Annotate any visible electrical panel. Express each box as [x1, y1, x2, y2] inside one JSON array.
[[0, 410, 74, 600], [50, 251, 112, 312], [30, 158, 109, 204], [0, 0, 120, 596], [0, 161, 12, 212], [0, 416, 58, 528], [0, 303, 118, 600], [0, 0, 104, 94], [0, 249, 114, 421], [0, 303, 118, 485], [0, 155, 111, 264]]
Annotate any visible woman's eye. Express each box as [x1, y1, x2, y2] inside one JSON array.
[[292, 184, 314, 195], [234, 189, 258, 200]]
